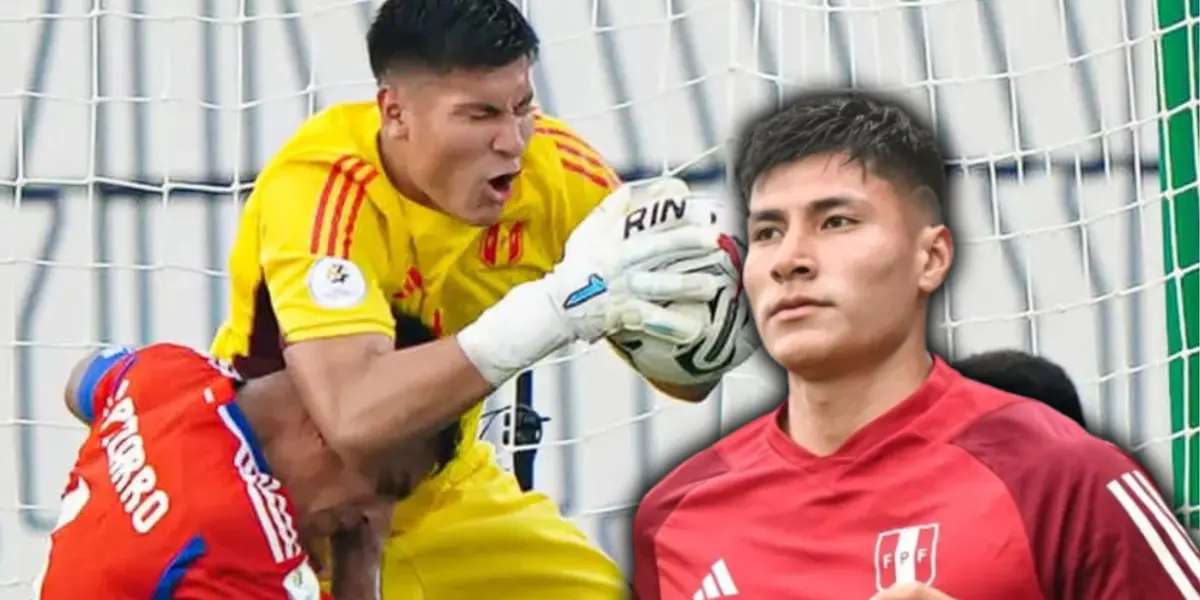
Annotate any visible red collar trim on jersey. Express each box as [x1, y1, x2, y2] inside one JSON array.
[[765, 355, 957, 468]]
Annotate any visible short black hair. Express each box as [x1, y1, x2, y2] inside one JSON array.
[[733, 89, 947, 222], [366, 0, 540, 80], [953, 350, 1088, 429], [392, 311, 461, 476]]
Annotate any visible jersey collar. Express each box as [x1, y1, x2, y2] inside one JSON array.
[[765, 355, 957, 469]]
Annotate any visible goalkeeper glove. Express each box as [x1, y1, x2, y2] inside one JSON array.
[[458, 177, 726, 386]]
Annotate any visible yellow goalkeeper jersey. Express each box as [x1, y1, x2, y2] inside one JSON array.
[[209, 101, 619, 476]]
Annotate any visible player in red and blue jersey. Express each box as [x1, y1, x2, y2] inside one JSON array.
[[36, 314, 454, 600]]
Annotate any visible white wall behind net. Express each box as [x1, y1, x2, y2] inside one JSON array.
[[0, 0, 1190, 592]]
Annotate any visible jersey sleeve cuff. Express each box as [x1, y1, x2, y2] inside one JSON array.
[[77, 346, 135, 423], [282, 319, 395, 345]]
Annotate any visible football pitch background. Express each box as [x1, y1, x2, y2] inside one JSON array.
[[0, 0, 1196, 592]]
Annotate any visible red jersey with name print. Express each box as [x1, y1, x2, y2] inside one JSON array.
[[633, 357, 1200, 600], [38, 343, 324, 600]]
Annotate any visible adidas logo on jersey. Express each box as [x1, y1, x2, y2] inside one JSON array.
[[692, 558, 739, 599]]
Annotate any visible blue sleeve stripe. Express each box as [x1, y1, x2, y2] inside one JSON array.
[[76, 346, 134, 424], [151, 535, 207, 600]]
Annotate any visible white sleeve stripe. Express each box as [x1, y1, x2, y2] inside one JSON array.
[[1132, 470, 1200, 551], [219, 406, 287, 562], [1123, 472, 1200, 577], [257, 476, 291, 548], [217, 405, 302, 563], [1106, 476, 1200, 600], [261, 476, 301, 558], [242, 464, 286, 563]]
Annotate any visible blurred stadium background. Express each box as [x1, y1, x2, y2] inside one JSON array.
[[0, 0, 1197, 593]]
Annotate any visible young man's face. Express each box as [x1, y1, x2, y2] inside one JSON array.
[[299, 431, 447, 539], [741, 153, 953, 377], [377, 58, 536, 227], [293, 458, 379, 538]]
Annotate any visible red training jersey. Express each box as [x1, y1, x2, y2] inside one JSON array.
[[38, 343, 325, 600], [633, 356, 1200, 600]]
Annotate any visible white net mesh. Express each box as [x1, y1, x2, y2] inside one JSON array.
[[1, 0, 1197, 593]]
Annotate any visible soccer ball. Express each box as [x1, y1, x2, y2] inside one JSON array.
[[608, 187, 760, 386]]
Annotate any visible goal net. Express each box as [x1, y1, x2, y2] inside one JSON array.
[[1, 0, 1197, 592]]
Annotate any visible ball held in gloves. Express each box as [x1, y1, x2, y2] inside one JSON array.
[[608, 181, 759, 386]]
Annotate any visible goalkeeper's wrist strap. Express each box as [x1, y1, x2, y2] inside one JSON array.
[[457, 280, 571, 387]]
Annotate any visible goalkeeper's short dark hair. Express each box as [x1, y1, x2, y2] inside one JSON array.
[[367, 0, 539, 80], [953, 350, 1088, 429], [732, 89, 948, 223]]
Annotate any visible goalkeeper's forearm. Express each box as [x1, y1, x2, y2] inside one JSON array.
[[321, 280, 568, 468]]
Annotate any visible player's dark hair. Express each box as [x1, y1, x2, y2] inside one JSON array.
[[366, 0, 540, 80], [732, 89, 948, 223], [953, 350, 1088, 429], [391, 311, 461, 475]]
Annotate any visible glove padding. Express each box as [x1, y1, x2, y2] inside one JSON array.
[[607, 187, 760, 385], [543, 177, 726, 345], [457, 177, 726, 386]]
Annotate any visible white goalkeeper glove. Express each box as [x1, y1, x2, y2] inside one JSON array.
[[458, 177, 725, 386]]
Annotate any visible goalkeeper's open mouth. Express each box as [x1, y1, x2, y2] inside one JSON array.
[[485, 172, 518, 201]]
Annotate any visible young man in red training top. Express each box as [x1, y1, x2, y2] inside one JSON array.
[[632, 90, 1200, 600], [37, 314, 454, 600]]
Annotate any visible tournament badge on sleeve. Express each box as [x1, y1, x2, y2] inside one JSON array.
[[307, 257, 368, 309], [282, 561, 323, 600]]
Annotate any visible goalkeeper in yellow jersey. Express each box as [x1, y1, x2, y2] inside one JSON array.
[[209, 0, 757, 597]]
